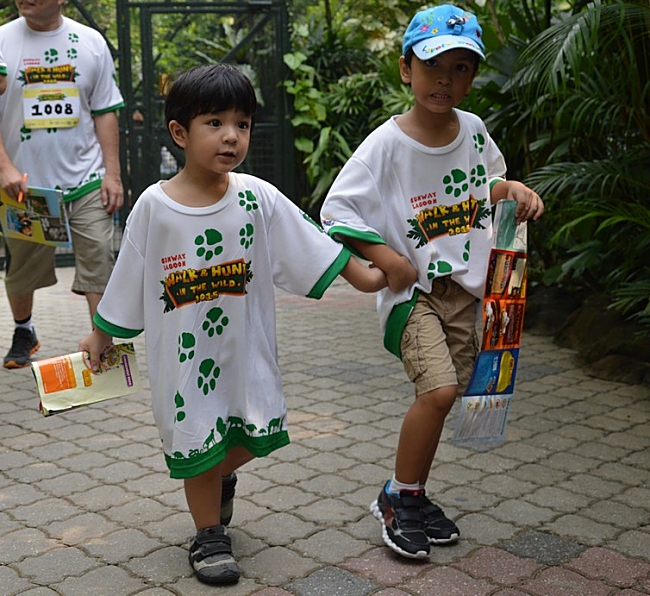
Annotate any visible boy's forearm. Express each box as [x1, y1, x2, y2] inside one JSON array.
[[489, 179, 509, 205], [343, 237, 402, 271]]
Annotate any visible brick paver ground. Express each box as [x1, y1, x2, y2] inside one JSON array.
[[0, 267, 648, 595]]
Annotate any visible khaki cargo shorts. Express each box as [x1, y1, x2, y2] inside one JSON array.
[[400, 278, 479, 397], [4, 188, 114, 296]]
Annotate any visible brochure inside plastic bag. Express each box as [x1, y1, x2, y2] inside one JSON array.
[[451, 199, 528, 447]]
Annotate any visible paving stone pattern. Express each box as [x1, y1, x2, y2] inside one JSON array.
[[1, 268, 648, 595]]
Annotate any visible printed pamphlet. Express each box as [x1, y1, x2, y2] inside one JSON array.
[[451, 200, 527, 445], [32, 343, 142, 416], [0, 186, 72, 248]]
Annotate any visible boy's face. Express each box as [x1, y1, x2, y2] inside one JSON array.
[[169, 108, 252, 176], [400, 49, 477, 115]]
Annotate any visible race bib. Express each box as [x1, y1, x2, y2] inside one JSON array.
[[23, 82, 80, 129]]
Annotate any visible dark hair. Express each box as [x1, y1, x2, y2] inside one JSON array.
[[164, 63, 257, 133]]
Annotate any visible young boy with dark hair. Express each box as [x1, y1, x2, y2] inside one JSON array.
[[321, 5, 544, 559], [79, 63, 386, 584]]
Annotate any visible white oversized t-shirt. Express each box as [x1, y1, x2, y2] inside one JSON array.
[[94, 174, 351, 478], [0, 17, 124, 200], [321, 111, 507, 357]]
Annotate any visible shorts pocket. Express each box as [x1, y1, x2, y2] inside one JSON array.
[[400, 322, 427, 382]]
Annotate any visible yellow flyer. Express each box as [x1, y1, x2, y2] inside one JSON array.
[[32, 343, 142, 416], [0, 186, 72, 248]]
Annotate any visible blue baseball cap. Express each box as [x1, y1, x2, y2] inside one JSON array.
[[402, 5, 485, 60]]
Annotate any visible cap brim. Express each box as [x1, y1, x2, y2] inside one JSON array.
[[412, 35, 485, 60]]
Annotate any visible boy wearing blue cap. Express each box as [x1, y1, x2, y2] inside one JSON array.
[[321, 5, 544, 559]]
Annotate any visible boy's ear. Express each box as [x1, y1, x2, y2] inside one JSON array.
[[168, 120, 188, 148], [398, 56, 411, 85]]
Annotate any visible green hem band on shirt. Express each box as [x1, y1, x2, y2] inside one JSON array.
[[63, 178, 103, 202], [166, 430, 291, 479], [383, 289, 420, 359], [93, 313, 143, 339], [306, 247, 351, 299], [0, 67, 7, 76]]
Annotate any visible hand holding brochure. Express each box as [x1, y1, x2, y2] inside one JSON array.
[[32, 343, 142, 416], [0, 185, 72, 248]]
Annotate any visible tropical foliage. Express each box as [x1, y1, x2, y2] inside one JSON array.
[[504, 1, 650, 331], [3, 1, 648, 334], [286, 0, 650, 336]]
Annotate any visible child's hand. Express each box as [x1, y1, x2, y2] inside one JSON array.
[[78, 329, 113, 373], [385, 255, 418, 293], [364, 263, 388, 292], [341, 258, 387, 293], [498, 180, 544, 224]]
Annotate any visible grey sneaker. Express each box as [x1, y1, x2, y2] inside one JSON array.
[[188, 525, 239, 584], [221, 472, 237, 526], [4, 328, 40, 369]]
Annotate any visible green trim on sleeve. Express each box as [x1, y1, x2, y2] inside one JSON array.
[[489, 177, 506, 191], [93, 312, 143, 339], [383, 289, 420, 359], [306, 247, 352, 299], [91, 102, 125, 116], [0, 66, 7, 76], [325, 225, 386, 259]]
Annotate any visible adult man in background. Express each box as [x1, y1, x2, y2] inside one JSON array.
[[0, 0, 124, 368]]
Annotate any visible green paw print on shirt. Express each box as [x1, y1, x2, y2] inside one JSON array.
[[68, 33, 79, 44], [67, 48, 78, 60], [470, 164, 487, 187], [195, 229, 223, 260], [473, 133, 485, 153], [239, 223, 254, 248], [427, 261, 453, 279], [463, 240, 470, 262], [239, 190, 259, 212], [174, 391, 186, 423], [443, 169, 469, 198], [178, 332, 196, 363], [202, 307, 229, 337], [20, 127, 32, 142], [198, 359, 220, 395], [44, 48, 59, 64]]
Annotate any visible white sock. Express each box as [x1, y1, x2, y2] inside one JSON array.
[[15, 318, 34, 334], [388, 476, 420, 494]]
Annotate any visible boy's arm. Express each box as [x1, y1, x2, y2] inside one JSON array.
[[340, 257, 387, 293], [491, 180, 544, 224], [343, 237, 418, 293], [78, 328, 114, 373]]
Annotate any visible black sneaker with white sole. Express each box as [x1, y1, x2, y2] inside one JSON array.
[[421, 494, 460, 544], [188, 525, 239, 584], [370, 481, 430, 559]]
